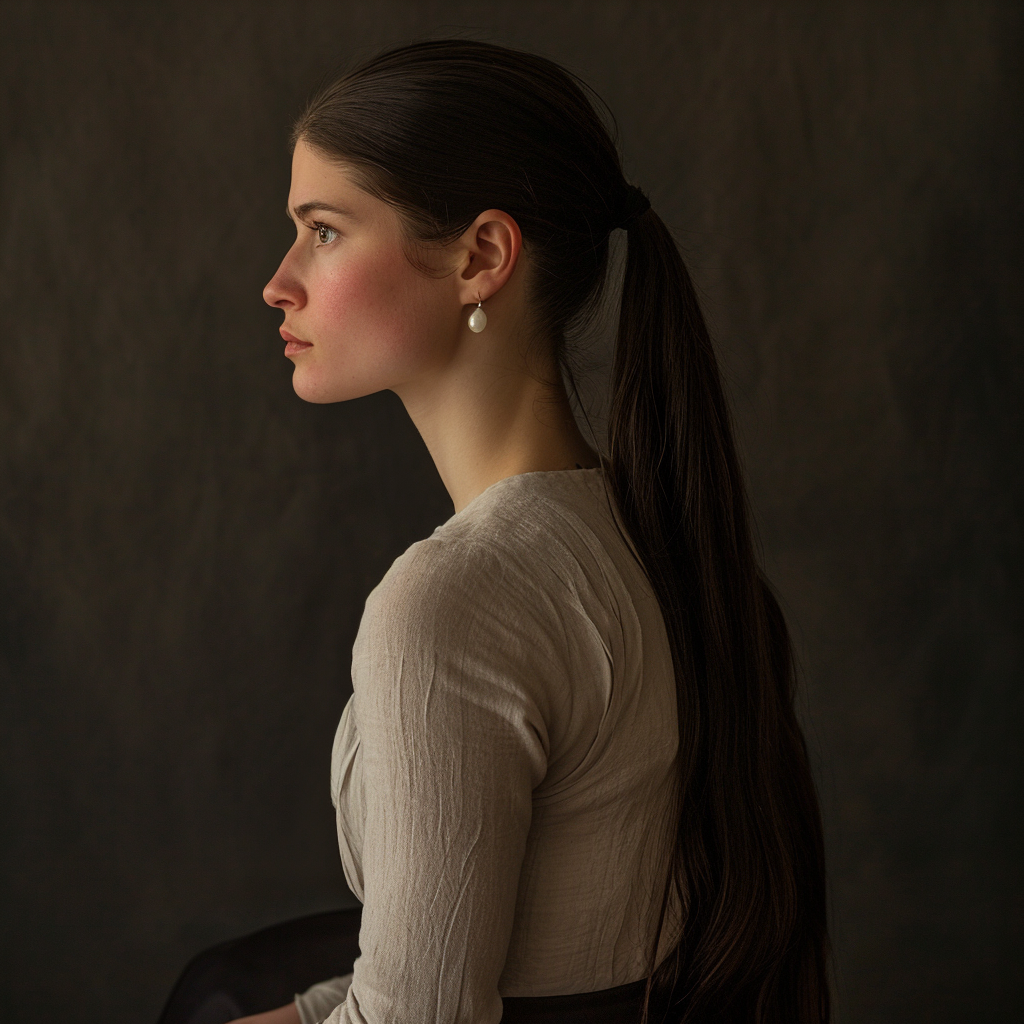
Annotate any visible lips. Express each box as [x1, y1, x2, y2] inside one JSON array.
[[280, 327, 313, 356]]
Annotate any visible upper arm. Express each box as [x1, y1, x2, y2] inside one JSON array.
[[345, 538, 553, 1023]]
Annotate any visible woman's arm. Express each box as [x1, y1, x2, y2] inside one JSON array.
[[326, 537, 551, 1024]]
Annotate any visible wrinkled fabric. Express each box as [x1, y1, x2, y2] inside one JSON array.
[[300, 468, 682, 1024]]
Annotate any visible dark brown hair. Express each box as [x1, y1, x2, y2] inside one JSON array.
[[291, 38, 831, 1024]]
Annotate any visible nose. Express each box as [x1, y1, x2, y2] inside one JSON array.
[[263, 250, 305, 310]]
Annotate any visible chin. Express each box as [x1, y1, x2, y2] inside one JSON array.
[[290, 365, 380, 404]]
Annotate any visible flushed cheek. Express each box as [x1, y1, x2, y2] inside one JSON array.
[[315, 251, 441, 375]]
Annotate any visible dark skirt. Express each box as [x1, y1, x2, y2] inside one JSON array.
[[157, 908, 675, 1024]]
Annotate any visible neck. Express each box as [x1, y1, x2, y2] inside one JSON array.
[[393, 352, 600, 515]]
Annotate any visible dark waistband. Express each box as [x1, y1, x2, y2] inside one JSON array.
[[501, 976, 668, 1023]]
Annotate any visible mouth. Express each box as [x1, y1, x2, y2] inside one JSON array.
[[280, 327, 313, 357]]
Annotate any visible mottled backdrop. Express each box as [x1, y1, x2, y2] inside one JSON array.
[[0, 3, 1020, 1022]]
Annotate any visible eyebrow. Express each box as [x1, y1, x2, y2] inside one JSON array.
[[287, 201, 356, 222]]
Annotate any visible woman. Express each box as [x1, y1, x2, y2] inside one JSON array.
[[163, 38, 830, 1024]]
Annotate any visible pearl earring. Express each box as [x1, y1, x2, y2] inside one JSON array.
[[468, 299, 487, 333]]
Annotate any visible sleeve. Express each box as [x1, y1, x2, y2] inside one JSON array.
[[295, 975, 353, 1024], [322, 536, 553, 1024]]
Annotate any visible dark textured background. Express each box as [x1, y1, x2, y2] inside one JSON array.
[[1, 2, 1020, 1022]]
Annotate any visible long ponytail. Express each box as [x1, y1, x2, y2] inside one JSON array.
[[609, 208, 831, 1023]]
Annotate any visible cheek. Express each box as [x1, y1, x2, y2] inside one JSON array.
[[316, 246, 447, 368]]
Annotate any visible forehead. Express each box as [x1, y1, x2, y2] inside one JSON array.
[[287, 140, 374, 221], [290, 140, 350, 191]]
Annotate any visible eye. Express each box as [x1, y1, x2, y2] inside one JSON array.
[[314, 222, 338, 246]]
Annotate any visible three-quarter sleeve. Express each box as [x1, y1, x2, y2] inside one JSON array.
[[322, 535, 553, 1024]]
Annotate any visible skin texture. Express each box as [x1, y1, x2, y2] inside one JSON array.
[[264, 140, 600, 515]]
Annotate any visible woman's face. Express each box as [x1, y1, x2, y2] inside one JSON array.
[[263, 140, 462, 403]]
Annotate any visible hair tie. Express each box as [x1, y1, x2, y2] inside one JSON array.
[[614, 184, 651, 231]]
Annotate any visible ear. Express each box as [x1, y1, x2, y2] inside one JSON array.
[[455, 209, 522, 304]]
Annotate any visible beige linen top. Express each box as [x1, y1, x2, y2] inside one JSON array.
[[295, 467, 683, 1024]]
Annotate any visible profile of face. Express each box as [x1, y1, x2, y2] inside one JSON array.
[[263, 140, 508, 405]]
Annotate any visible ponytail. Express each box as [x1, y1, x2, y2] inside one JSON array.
[[609, 207, 831, 1024]]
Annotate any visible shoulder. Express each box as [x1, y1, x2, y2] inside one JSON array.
[[351, 493, 563, 748], [350, 471, 627, 752], [368, 471, 599, 626], [363, 530, 504, 644], [355, 472, 608, 675]]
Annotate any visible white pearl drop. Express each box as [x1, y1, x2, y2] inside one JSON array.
[[468, 307, 487, 333]]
